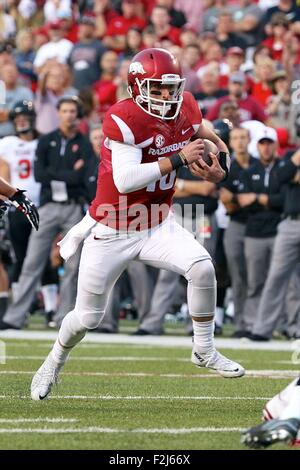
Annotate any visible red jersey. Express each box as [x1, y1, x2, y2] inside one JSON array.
[[89, 91, 202, 231]]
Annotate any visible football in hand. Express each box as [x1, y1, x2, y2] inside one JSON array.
[[199, 139, 219, 166]]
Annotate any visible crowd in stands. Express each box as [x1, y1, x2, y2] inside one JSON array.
[[0, 0, 300, 340]]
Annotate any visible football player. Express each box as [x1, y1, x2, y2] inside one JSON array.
[[31, 48, 244, 401], [242, 376, 300, 448]]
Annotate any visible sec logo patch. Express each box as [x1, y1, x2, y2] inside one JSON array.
[[155, 135, 165, 148]]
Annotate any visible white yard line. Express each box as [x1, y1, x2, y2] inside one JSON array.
[[0, 426, 244, 434], [2, 355, 192, 362], [0, 395, 271, 400], [0, 418, 77, 423], [0, 370, 298, 379], [0, 330, 296, 351]]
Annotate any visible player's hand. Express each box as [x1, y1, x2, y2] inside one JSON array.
[[0, 200, 8, 220], [9, 190, 39, 231], [190, 153, 226, 183], [181, 139, 204, 165]]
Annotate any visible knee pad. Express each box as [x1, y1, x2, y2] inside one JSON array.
[[78, 309, 106, 330], [185, 260, 216, 318]]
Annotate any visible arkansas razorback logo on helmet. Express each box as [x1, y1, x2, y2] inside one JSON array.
[[128, 62, 146, 75]]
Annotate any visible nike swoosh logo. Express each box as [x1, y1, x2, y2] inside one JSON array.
[[39, 393, 49, 400], [182, 127, 191, 135]]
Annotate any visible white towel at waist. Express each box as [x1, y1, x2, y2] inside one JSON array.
[[58, 211, 97, 261]]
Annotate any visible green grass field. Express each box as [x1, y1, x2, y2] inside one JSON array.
[[0, 329, 299, 450]]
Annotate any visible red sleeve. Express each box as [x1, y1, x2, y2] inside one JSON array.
[[103, 103, 136, 144], [182, 91, 202, 128]]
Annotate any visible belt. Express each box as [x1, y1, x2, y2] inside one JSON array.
[[286, 214, 300, 220]]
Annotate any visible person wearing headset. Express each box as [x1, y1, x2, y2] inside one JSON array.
[[0, 96, 93, 330]]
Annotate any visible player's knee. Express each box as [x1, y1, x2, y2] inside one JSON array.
[[186, 260, 216, 317], [77, 309, 105, 330], [186, 259, 216, 288]]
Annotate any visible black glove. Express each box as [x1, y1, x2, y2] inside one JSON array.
[[0, 200, 8, 220], [9, 190, 39, 231]]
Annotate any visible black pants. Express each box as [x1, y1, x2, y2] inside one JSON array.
[[8, 209, 58, 285]]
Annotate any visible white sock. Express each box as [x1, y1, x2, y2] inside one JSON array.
[[51, 339, 71, 365], [192, 319, 214, 355], [50, 310, 86, 365], [41, 284, 58, 313], [280, 378, 300, 420]]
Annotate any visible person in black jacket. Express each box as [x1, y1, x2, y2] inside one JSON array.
[[237, 126, 284, 335], [0, 96, 93, 330], [250, 148, 300, 340]]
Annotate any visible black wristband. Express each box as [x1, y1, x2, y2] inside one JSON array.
[[170, 154, 185, 170]]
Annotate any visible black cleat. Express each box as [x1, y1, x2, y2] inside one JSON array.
[[241, 418, 300, 449]]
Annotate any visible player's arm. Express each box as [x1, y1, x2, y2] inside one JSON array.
[[0, 177, 39, 230], [111, 139, 204, 194], [194, 122, 229, 154]]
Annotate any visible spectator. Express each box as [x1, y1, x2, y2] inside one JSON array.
[[181, 44, 202, 93], [33, 20, 73, 71], [218, 100, 240, 127], [250, 56, 275, 107], [86, 123, 104, 201], [115, 57, 131, 100], [155, 0, 187, 28], [92, 0, 118, 39], [141, 25, 158, 49], [77, 88, 101, 135], [121, 26, 143, 59], [93, 50, 119, 118], [193, 67, 227, 117], [150, 4, 181, 46], [262, 12, 290, 61], [0, 61, 34, 138], [206, 71, 267, 123], [219, 46, 246, 89], [215, 9, 248, 51], [262, 0, 300, 36], [251, 149, 300, 340], [32, 26, 50, 51], [237, 127, 284, 334], [0, 2, 16, 40], [266, 70, 291, 130], [174, 0, 203, 32], [220, 127, 256, 337], [35, 62, 77, 134], [202, 0, 235, 32], [104, 0, 146, 52], [44, 0, 72, 23], [179, 28, 200, 48], [14, 29, 37, 90], [68, 15, 107, 90], [7, 0, 44, 30], [232, 0, 263, 47]]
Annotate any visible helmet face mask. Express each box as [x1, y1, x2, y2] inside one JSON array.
[[127, 48, 185, 120]]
